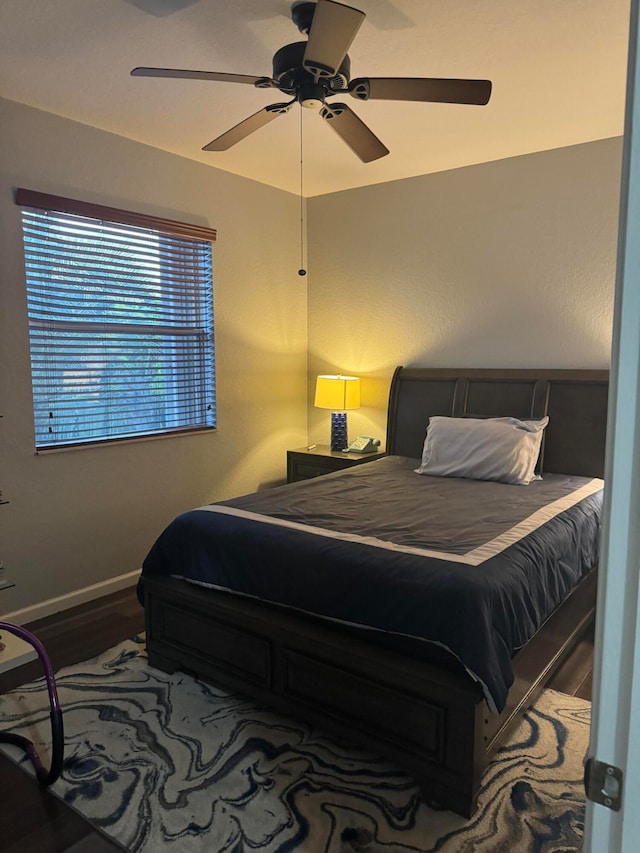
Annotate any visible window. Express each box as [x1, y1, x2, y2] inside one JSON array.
[[16, 189, 216, 450]]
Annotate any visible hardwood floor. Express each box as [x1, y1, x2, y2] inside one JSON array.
[[0, 586, 594, 853]]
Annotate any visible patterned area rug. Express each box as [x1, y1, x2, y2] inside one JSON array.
[[0, 637, 590, 852]]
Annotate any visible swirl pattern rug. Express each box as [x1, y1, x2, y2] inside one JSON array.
[[0, 637, 589, 852]]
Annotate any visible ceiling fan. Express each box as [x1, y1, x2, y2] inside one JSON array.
[[131, 0, 492, 163]]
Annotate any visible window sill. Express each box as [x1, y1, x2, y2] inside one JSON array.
[[35, 426, 217, 454]]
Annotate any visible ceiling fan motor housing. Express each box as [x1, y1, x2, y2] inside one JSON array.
[[271, 42, 350, 99]]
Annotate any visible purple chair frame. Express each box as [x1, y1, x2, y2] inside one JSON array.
[[0, 622, 64, 785]]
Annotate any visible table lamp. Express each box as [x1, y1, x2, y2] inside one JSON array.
[[314, 374, 360, 451]]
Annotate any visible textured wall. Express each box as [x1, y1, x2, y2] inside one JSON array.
[[0, 97, 307, 614], [307, 138, 622, 447]]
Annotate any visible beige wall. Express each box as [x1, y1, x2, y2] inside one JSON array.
[[307, 138, 622, 447], [0, 98, 308, 617], [0, 97, 623, 618]]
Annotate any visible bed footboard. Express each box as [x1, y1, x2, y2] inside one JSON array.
[[143, 570, 597, 817]]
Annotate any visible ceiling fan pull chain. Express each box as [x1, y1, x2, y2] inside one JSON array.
[[299, 106, 307, 277]]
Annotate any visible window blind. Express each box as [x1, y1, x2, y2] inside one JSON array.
[[18, 191, 216, 450]]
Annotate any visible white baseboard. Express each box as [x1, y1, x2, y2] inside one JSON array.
[[1, 570, 141, 626]]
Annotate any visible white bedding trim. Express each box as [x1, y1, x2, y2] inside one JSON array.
[[194, 478, 604, 567], [464, 477, 604, 564]]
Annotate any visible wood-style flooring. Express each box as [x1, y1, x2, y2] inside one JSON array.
[[0, 586, 594, 853]]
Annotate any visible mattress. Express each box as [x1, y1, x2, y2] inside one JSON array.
[[139, 455, 603, 712]]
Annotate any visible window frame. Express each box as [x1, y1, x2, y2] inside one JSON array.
[[16, 188, 217, 452]]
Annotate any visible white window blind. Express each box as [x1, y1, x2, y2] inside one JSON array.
[[17, 189, 216, 450]]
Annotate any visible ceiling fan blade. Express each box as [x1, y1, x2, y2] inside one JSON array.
[[131, 67, 271, 86], [202, 102, 293, 151], [303, 0, 365, 80], [349, 77, 492, 106], [320, 103, 389, 163]]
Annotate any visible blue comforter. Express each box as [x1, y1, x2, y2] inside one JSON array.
[[139, 456, 603, 712]]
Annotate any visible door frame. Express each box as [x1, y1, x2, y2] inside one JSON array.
[[584, 2, 640, 850]]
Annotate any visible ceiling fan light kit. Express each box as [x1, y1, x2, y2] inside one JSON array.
[[131, 0, 492, 162]]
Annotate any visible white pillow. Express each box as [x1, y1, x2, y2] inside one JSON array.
[[415, 415, 549, 485]]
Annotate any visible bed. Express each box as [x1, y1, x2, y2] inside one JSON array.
[[138, 366, 608, 817]]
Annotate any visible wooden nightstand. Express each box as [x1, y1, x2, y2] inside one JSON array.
[[287, 444, 385, 484]]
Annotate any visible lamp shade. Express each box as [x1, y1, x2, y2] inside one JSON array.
[[314, 375, 360, 411]]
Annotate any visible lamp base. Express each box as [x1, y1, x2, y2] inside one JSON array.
[[330, 412, 348, 451]]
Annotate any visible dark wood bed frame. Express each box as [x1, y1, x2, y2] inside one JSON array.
[[143, 366, 609, 817]]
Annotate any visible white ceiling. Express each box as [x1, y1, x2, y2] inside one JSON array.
[[0, 0, 631, 197]]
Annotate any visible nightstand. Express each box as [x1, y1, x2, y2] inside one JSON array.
[[287, 444, 385, 484]]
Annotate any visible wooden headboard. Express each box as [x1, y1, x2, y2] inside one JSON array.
[[386, 367, 609, 478]]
